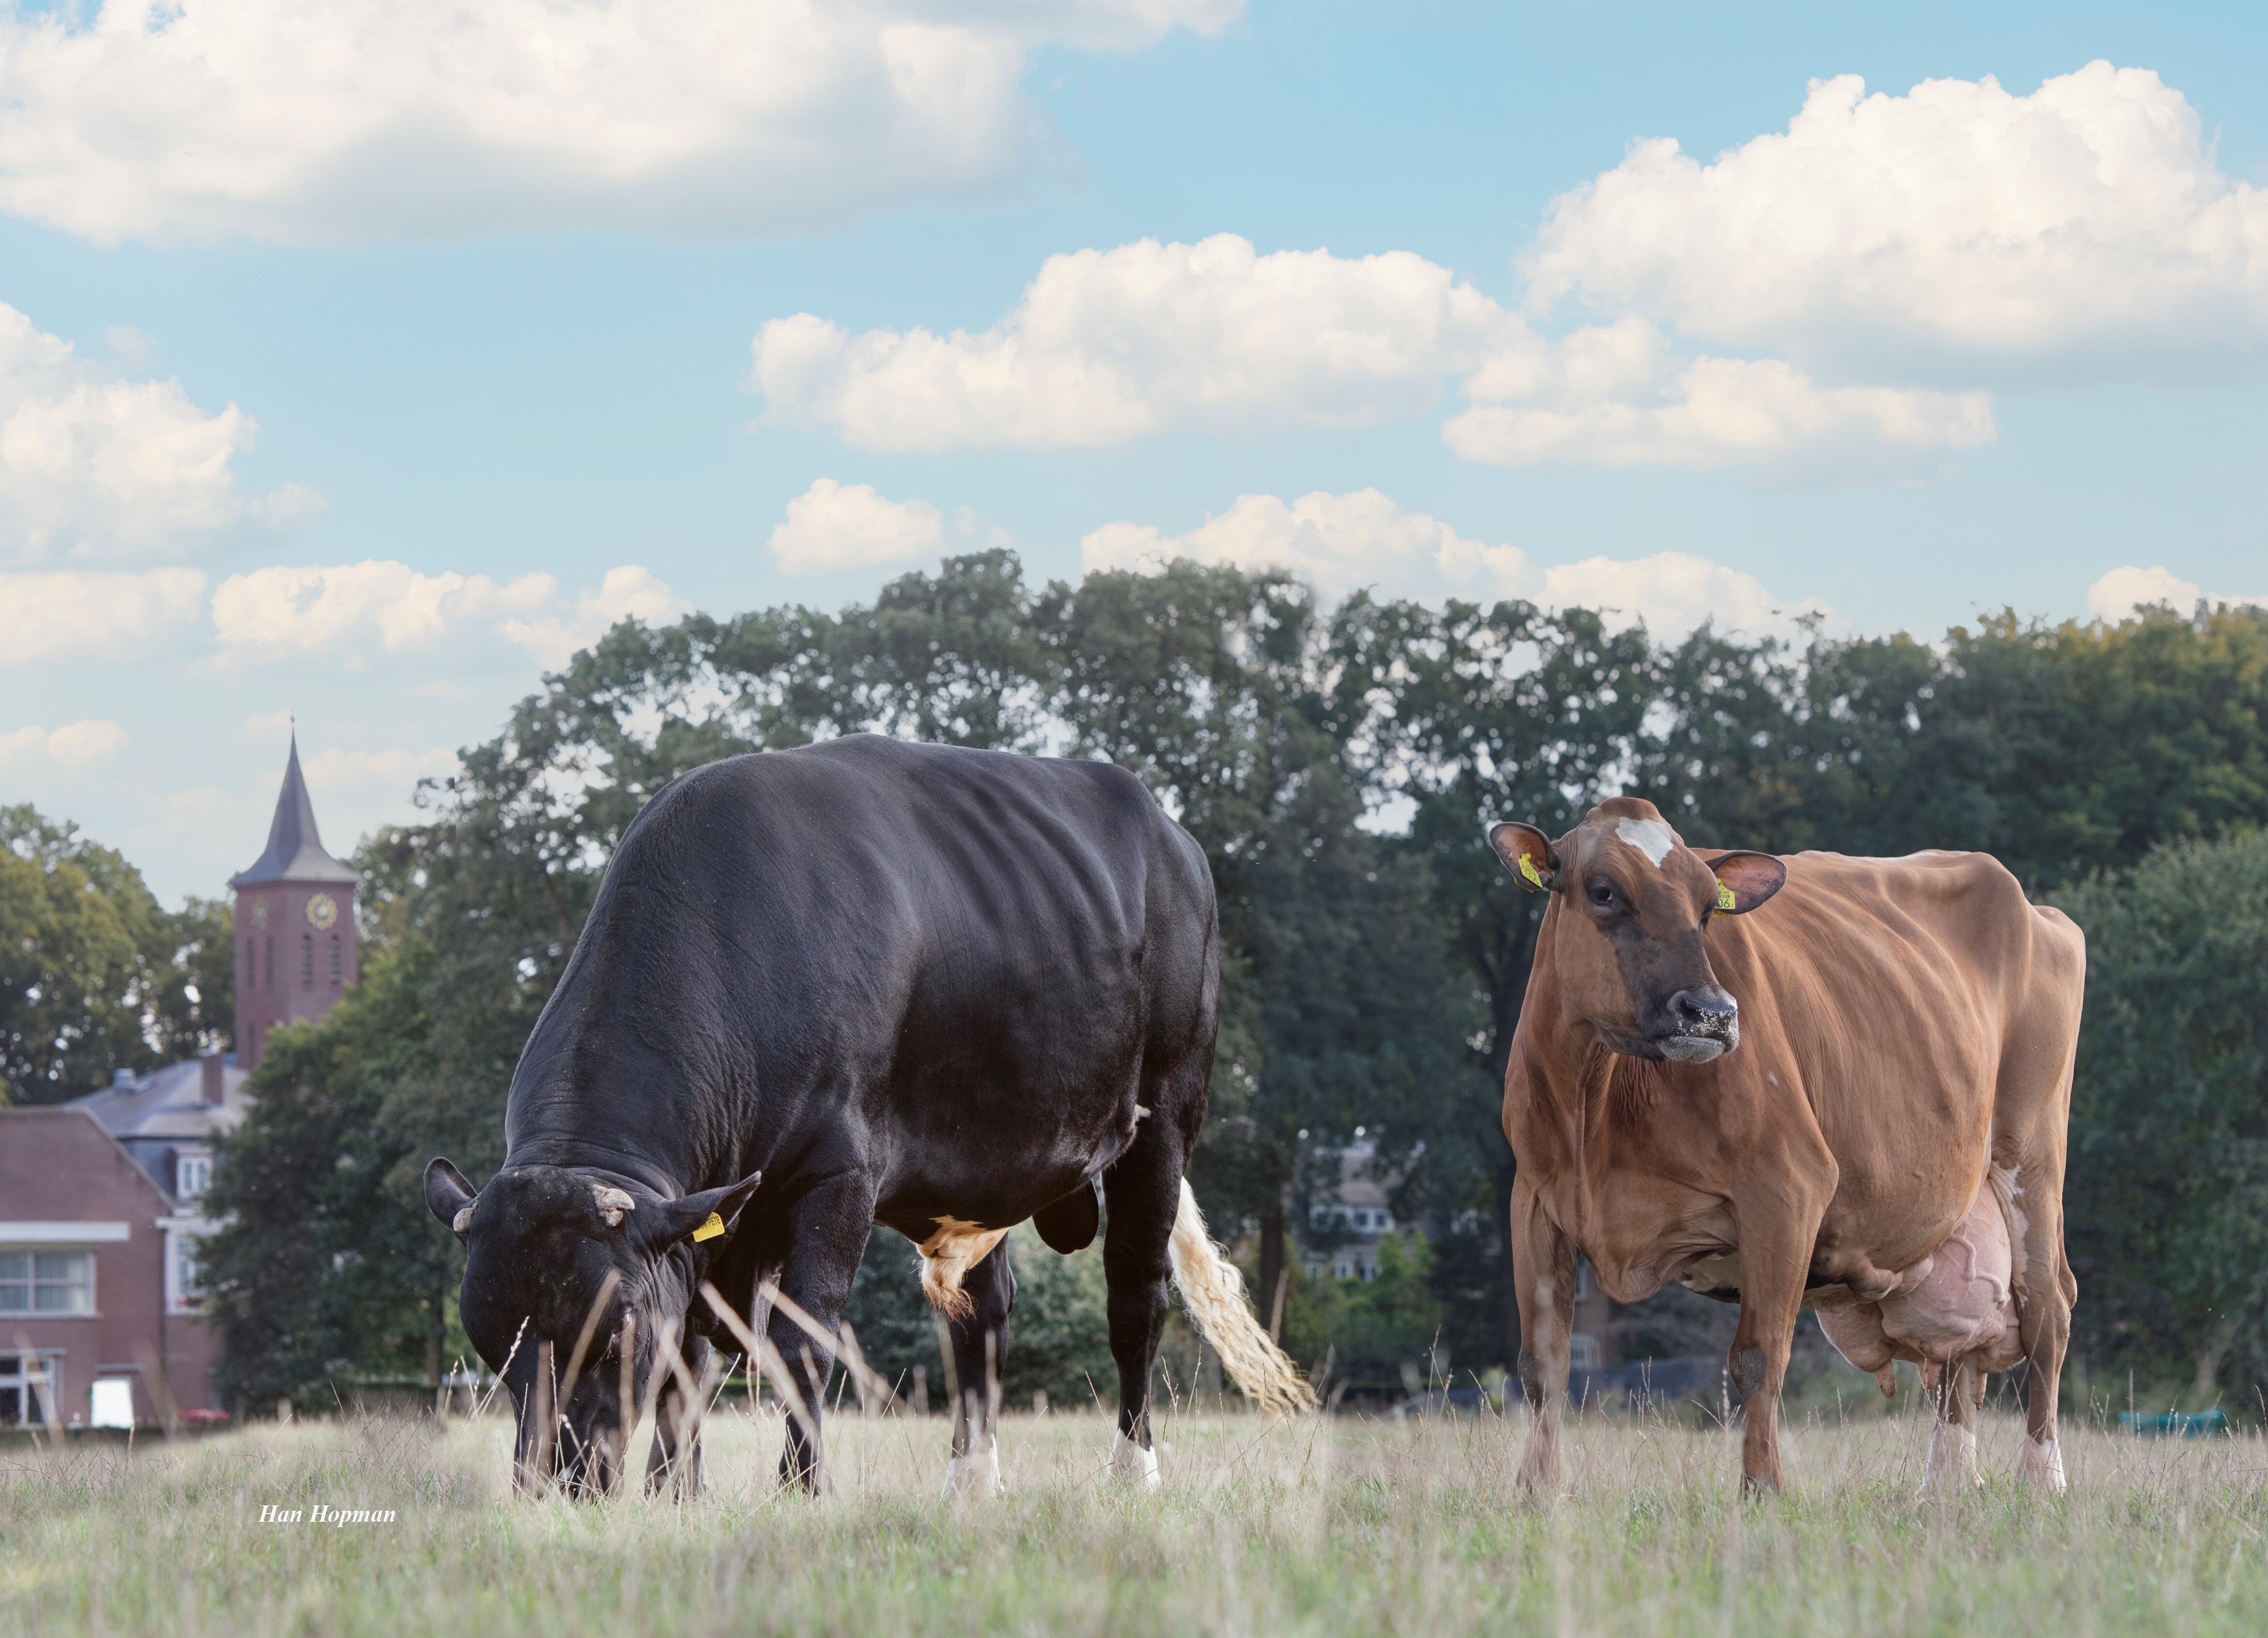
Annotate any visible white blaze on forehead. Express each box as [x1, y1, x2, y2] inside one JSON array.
[[1614, 816, 1677, 866]]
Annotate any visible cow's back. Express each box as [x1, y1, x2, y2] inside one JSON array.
[[504, 736, 1215, 1221]]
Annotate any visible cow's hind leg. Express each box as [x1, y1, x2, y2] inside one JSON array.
[[1101, 1125, 1182, 1489], [2011, 1150, 2074, 1493], [943, 1237, 1015, 1497], [1924, 1354, 1984, 1493], [1510, 1172, 1578, 1494]]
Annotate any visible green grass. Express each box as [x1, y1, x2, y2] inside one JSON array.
[[5, 1404, 2266, 1637]]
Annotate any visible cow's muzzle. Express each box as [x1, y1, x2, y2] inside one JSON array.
[[1659, 985, 1739, 1063]]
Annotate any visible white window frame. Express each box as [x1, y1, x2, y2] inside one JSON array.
[[158, 1217, 218, 1315], [1568, 1333, 1602, 1373], [176, 1152, 213, 1200], [0, 1245, 98, 1318]]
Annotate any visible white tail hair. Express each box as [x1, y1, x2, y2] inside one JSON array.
[[1167, 1179, 1316, 1416]]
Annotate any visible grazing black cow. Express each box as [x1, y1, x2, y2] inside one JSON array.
[[424, 734, 1309, 1496]]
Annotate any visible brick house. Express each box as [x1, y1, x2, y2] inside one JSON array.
[[0, 1105, 227, 1426]]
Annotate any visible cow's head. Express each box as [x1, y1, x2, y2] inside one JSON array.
[[1488, 796, 1786, 1064], [421, 1158, 761, 1496]]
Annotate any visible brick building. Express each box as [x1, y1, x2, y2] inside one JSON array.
[[2, 734, 356, 1428]]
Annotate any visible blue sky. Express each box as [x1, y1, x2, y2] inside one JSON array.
[[1, 0, 2263, 903]]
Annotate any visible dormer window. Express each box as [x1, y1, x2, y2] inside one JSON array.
[[177, 1154, 212, 1199]]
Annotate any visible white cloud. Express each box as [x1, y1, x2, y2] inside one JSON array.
[[211, 561, 559, 661], [1446, 346, 1994, 473], [0, 718, 130, 771], [0, 304, 313, 561], [210, 560, 688, 669], [1083, 488, 1477, 601], [299, 744, 461, 792], [2086, 565, 2266, 621], [769, 478, 945, 575], [1523, 62, 2268, 378], [0, 566, 207, 664], [499, 566, 693, 670], [0, 0, 1240, 244], [1082, 488, 1828, 639], [756, 235, 1993, 473], [754, 234, 1510, 449]]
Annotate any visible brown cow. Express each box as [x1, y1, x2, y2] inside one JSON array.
[[1489, 797, 2082, 1495]]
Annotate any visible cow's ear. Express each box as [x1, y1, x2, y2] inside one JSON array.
[[1709, 851, 1787, 914], [647, 1170, 765, 1249], [425, 1158, 478, 1237], [1487, 822, 1558, 892]]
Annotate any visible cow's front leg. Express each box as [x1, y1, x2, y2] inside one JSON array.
[[768, 1173, 878, 1495], [644, 1331, 711, 1499], [943, 1237, 1015, 1497], [1726, 1214, 1812, 1497], [1510, 1173, 1578, 1494]]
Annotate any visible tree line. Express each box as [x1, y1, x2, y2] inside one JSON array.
[[7, 552, 2266, 1409]]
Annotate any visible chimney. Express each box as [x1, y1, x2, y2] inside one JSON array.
[[201, 1051, 225, 1106]]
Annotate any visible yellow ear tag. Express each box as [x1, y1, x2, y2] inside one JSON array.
[[1716, 880, 1737, 913], [1519, 854, 1544, 889], [691, 1212, 727, 1244]]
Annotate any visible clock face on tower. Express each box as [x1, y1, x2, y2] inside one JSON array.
[[306, 893, 339, 930]]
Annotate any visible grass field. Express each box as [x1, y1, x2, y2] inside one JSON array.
[[5, 1402, 2267, 1637]]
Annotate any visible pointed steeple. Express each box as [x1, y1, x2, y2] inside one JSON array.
[[230, 731, 358, 886]]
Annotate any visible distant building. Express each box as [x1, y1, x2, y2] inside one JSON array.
[[229, 732, 359, 1069], [1, 734, 356, 1428], [1301, 1139, 1400, 1282]]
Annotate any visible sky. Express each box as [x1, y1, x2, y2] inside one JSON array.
[[1, 0, 2263, 904]]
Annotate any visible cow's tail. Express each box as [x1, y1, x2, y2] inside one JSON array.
[[1167, 1179, 1317, 1416]]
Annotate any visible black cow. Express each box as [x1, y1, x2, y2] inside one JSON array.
[[424, 734, 1309, 1496]]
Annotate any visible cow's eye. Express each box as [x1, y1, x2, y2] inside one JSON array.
[[1587, 882, 1616, 910]]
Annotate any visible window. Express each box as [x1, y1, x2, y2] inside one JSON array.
[[264, 936, 274, 990], [177, 1154, 212, 1199], [0, 1352, 61, 1427], [301, 932, 314, 986], [330, 932, 342, 986], [175, 1236, 202, 1310], [0, 1250, 94, 1316], [1569, 1334, 1602, 1373]]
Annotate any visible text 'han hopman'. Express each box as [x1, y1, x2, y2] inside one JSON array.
[[257, 1504, 397, 1526]]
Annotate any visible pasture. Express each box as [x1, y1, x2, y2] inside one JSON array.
[[4, 1404, 2264, 1637]]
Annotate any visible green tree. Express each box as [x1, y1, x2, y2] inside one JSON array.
[[199, 932, 459, 1409], [2, 805, 179, 1102], [2054, 828, 2268, 1407]]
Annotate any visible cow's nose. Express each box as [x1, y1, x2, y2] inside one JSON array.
[[1669, 986, 1738, 1038]]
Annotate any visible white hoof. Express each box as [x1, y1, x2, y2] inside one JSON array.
[[1923, 1423, 1980, 1492], [942, 1434, 1002, 1499], [1110, 1431, 1161, 1490], [2014, 1436, 2066, 1493]]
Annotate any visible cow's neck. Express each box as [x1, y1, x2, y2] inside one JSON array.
[[500, 968, 728, 1197]]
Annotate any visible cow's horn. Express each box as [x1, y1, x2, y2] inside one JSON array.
[[594, 1185, 637, 1227], [452, 1205, 475, 1234]]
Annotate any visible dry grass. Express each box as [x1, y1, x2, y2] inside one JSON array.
[[4, 1402, 2266, 1637]]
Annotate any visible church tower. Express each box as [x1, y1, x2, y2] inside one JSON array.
[[230, 732, 359, 1069]]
